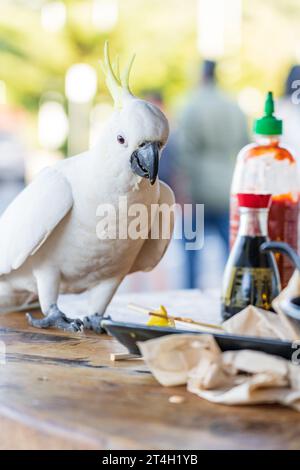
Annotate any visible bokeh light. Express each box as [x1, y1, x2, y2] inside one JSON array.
[[65, 64, 98, 104], [92, 0, 119, 32], [41, 1, 66, 32], [38, 100, 68, 150]]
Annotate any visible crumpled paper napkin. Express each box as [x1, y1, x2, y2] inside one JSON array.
[[222, 305, 297, 341], [272, 270, 300, 341], [220, 270, 300, 341], [138, 334, 300, 411]]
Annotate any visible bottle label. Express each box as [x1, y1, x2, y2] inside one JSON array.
[[223, 267, 275, 311]]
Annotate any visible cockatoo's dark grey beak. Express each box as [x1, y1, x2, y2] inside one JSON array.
[[130, 141, 160, 185]]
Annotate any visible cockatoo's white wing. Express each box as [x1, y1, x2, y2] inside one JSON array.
[[0, 167, 73, 275], [130, 181, 175, 273]]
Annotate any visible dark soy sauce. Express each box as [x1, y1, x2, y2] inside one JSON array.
[[221, 235, 280, 320]]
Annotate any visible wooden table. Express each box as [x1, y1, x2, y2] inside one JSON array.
[[1, 310, 300, 450]]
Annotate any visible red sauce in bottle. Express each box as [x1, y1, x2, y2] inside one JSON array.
[[230, 92, 299, 289], [231, 193, 299, 287]]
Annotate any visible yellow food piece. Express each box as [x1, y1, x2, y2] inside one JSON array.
[[147, 305, 175, 327]]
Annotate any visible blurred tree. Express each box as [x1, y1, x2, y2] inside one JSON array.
[[1, 0, 300, 122]]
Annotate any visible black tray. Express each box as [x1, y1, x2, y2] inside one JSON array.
[[102, 319, 294, 360]]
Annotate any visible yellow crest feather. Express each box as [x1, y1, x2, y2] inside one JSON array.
[[101, 41, 135, 108]]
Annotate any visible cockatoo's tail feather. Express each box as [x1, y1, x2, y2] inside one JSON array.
[[101, 41, 135, 108]]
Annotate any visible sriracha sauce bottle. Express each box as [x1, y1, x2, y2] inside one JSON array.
[[230, 92, 299, 288]]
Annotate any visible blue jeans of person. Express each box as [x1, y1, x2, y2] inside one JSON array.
[[183, 209, 229, 289]]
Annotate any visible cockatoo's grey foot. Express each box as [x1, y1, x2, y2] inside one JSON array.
[[26, 304, 83, 332], [83, 313, 111, 334]]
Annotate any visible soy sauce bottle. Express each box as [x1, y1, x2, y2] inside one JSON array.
[[221, 193, 281, 320]]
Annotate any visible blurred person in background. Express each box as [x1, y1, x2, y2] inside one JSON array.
[[277, 65, 300, 163], [178, 60, 249, 289]]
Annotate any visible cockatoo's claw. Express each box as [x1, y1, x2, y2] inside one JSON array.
[[26, 304, 83, 332], [83, 313, 111, 334]]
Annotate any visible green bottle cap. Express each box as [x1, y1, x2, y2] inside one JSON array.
[[253, 91, 282, 135]]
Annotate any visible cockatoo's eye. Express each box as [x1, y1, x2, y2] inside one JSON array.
[[117, 135, 126, 145]]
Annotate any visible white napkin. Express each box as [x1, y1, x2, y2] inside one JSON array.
[[272, 270, 300, 341], [138, 334, 300, 411], [223, 305, 296, 341]]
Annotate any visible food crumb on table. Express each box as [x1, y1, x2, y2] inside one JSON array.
[[169, 395, 186, 404]]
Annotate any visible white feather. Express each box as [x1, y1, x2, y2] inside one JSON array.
[[0, 167, 73, 275], [130, 181, 175, 273]]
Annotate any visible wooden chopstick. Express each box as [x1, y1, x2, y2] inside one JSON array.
[[110, 352, 141, 361], [128, 303, 224, 331]]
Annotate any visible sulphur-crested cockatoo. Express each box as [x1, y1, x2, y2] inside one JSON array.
[[0, 42, 175, 332]]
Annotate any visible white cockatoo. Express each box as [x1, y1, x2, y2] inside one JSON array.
[[0, 42, 175, 332]]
